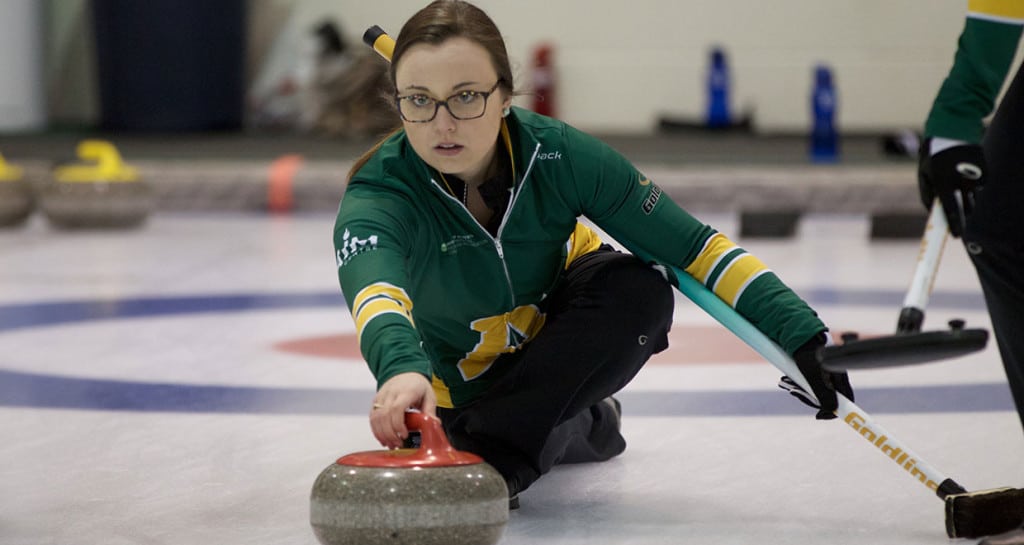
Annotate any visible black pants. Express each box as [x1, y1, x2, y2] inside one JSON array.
[[437, 248, 674, 494], [969, 59, 1024, 430]]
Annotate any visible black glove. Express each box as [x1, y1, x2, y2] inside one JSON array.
[[778, 334, 854, 420], [917, 141, 986, 238]]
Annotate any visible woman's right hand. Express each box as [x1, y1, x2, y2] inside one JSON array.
[[369, 372, 437, 449]]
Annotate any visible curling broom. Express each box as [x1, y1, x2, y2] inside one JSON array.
[[655, 255, 1022, 539], [820, 201, 988, 372]]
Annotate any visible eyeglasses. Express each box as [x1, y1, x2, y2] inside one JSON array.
[[395, 81, 502, 123]]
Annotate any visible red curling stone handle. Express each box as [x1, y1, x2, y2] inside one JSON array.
[[335, 411, 484, 467]]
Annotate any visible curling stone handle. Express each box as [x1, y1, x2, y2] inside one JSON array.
[[335, 411, 483, 467], [0, 152, 24, 180], [404, 411, 456, 457], [54, 139, 139, 182]]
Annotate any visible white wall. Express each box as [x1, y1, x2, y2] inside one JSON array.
[[268, 0, 973, 133], [47, 1, 1019, 134]]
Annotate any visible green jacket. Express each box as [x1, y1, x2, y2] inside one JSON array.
[[334, 107, 825, 407], [925, 1, 1024, 142]]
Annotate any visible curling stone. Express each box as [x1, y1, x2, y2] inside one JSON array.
[[39, 140, 152, 229], [310, 412, 508, 545], [0, 152, 33, 227]]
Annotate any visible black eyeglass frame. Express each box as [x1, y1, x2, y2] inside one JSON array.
[[394, 80, 503, 123]]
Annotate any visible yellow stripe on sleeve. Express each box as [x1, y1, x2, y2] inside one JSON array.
[[351, 283, 414, 345], [352, 282, 413, 317], [355, 298, 412, 331], [684, 233, 733, 284], [712, 253, 772, 307], [969, 0, 1024, 23]]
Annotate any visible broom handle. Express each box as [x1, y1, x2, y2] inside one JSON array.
[[364, 25, 396, 61], [897, 201, 949, 333], [652, 253, 965, 498]]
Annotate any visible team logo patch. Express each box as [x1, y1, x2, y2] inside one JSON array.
[[336, 228, 379, 267]]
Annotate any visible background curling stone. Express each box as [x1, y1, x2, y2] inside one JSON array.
[[0, 152, 33, 227], [40, 140, 153, 229], [310, 412, 508, 545]]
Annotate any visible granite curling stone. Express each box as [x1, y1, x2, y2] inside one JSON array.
[[0, 152, 33, 227], [310, 412, 508, 545], [40, 140, 153, 229]]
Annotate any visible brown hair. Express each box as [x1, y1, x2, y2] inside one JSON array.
[[347, 0, 516, 181]]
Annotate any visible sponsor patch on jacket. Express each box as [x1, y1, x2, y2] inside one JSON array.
[[440, 234, 488, 254], [336, 228, 379, 267], [641, 182, 662, 214]]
